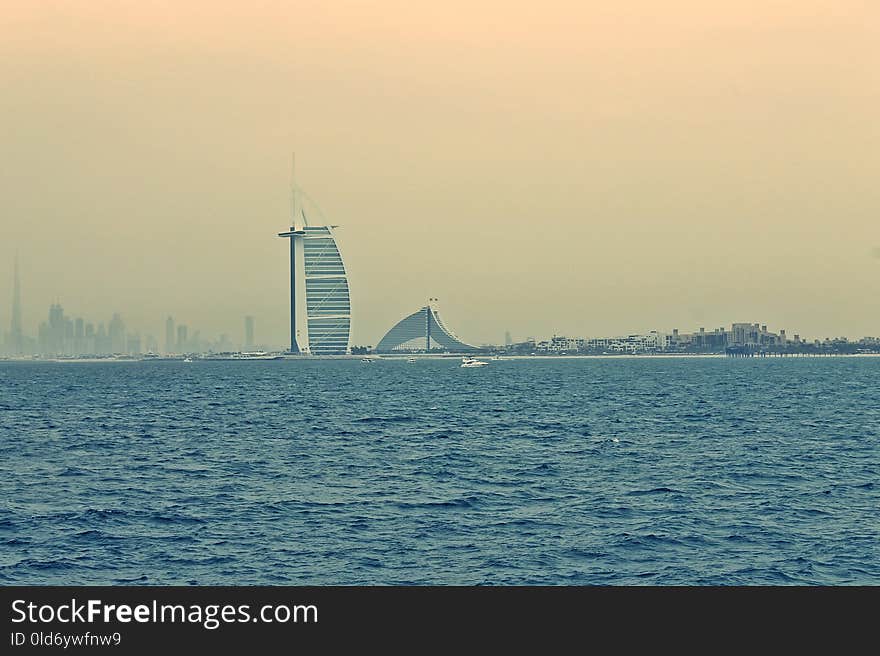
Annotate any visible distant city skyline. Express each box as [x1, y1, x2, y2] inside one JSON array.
[[3, 257, 878, 358], [4, 170, 880, 353], [1, 261, 266, 356], [5, 234, 878, 349]]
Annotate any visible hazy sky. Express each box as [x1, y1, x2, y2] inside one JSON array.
[[1, 1, 878, 347]]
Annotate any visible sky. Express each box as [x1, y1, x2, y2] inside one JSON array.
[[1, 1, 878, 347]]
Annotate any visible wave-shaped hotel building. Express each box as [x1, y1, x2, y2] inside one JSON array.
[[376, 301, 478, 354], [278, 181, 352, 355]]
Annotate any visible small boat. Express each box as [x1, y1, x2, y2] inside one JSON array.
[[361, 357, 375, 363], [460, 356, 488, 368], [183, 357, 193, 363], [407, 357, 417, 363]]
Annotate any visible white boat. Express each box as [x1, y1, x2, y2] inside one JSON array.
[[361, 357, 375, 363], [407, 357, 417, 363], [460, 356, 488, 368], [183, 357, 193, 363]]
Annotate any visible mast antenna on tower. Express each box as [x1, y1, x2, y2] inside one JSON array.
[[290, 152, 297, 226]]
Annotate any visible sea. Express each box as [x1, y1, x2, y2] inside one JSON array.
[[1, 356, 877, 585]]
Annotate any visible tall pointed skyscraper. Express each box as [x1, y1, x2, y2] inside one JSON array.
[[165, 316, 175, 355], [277, 163, 352, 355], [8, 255, 24, 355]]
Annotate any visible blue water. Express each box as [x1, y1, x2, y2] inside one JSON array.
[[1, 357, 878, 585]]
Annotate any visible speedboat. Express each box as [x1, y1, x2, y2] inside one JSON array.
[[183, 356, 193, 363], [361, 357, 375, 363], [460, 356, 488, 368], [407, 357, 417, 363]]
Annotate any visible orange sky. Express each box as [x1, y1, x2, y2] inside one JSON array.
[[1, 1, 878, 346]]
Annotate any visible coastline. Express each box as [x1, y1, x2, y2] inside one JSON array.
[[2, 352, 879, 363]]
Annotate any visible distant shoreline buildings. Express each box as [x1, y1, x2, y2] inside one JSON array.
[[4, 293, 879, 360], [3, 252, 879, 360], [3, 176, 878, 360], [0, 261, 261, 358], [509, 324, 880, 357]]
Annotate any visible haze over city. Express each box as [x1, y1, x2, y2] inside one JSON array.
[[2, 1, 878, 347]]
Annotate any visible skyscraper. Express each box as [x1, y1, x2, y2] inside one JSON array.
[[177, 324, 188, 352], [95, 323, 109, 355], [8, 255, 23, 355], [108, 313, 126, 354], [64, 317, 74, 356], [74, 317, 84, 355], [85, 322, 95, 355], [48, 303, 65, 355], [165, 316, 175, 354], [244, 315, 254, 349], [278, 171, 352, 355]]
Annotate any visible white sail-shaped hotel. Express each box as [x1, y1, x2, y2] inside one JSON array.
[[278, 180, 352, 355]]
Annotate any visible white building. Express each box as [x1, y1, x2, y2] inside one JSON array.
[[278, 180, 352, 355]]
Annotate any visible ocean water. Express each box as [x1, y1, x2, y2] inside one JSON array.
[[1, 357, 878, 585]]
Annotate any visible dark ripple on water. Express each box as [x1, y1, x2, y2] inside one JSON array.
[[1, 357, 879, 584]]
